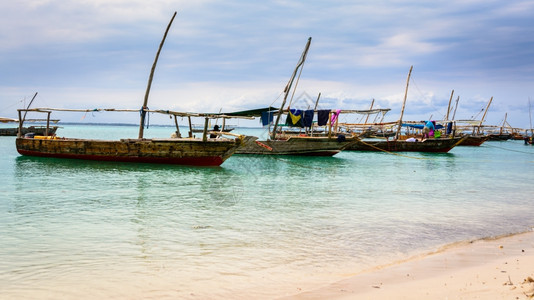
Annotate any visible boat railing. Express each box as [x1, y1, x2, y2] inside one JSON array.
[[17, 107, 254, 141]]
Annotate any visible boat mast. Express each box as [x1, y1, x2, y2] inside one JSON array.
[[478, 96, 493, 135], [500, 113, 507, 135], [138, 11, 177, 139], [271, 37, 312, 140], [395, 65, 413, 140], [451, 96, 459, 120], [529, 98, 533, 137], [445, 90, 454, 121], [17, 92, 38, 138], [364, 99, 375, 124]]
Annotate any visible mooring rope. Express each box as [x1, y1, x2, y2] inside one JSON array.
[[482, 143, 534, 155], [270, 156, 325, 170]]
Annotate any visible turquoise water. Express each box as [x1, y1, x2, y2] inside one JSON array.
[[1, 124, 533, 299]]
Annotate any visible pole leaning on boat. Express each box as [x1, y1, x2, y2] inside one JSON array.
[[138, 11, 177, 139]]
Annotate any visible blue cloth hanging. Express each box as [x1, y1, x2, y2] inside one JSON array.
[[261, 111, 274, 126], [302, 109, 314, 127]]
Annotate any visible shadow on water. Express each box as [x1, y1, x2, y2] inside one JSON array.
[[14, 155, 226, 174], [13, 155, 243, 209], [229, 153, 351, 172]]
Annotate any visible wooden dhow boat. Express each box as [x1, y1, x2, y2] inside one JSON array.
[[333, 99, 393, 138], [15, 12, 255, 167], [429, 92, 491, 147], [236, 135, 357, 156], [233, 37, 358, 156], [1, 93, 60, 137], [453, 121, 491, 146], [16, 108, 254, 166], [349, 136, 465, 153], [458, 134, 489, 146], [347, 66, 465, 153], [1, 125, 58, 137], [487, 112, 513, 141]]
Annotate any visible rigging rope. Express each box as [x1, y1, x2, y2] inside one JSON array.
[[269, 90, 284, 108], [409, 76, 445, 119], [139, 106, 150, 129], [0, 98, 25, 114]]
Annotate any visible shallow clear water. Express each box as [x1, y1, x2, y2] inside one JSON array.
[[1, 124, 533, 299]]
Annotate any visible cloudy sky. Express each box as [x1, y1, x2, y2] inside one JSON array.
[[1, 0, 533, 127]]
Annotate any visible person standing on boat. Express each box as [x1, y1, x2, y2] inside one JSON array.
[[210, 125, 220, 138], [422, 120, 434, 139]]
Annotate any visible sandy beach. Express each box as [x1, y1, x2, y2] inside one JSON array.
[[285, 230, 534, 300]]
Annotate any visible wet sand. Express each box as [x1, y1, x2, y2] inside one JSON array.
[[284, 230, 534, 300]]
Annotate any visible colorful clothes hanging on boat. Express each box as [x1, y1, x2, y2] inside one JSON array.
[[302, 109, 314, 127], [330, 109, 341, 126], [446, 122, 453, 135], [317, 110, 330, 126], [286, 109, 303, 127], [261, 111, 275, 126]]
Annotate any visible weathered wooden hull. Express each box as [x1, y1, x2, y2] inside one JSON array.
[[0, 126, 58, 136], [235, 136, 357, 156], [348, 137, 464, 153], [488, 133, 512, 141], [16, 136, 251, 166], [458, 135, 489, 146]]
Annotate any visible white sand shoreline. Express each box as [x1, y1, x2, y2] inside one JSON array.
[[283, 229, 534, 300]]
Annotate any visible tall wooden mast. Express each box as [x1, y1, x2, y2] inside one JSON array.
[[476, 96, 493, 135], [445, 90, 454, 120], [17, 92, 38, 138], [479, 96, 493, 126], [271, 37, 312, 140], [451, 96, 459, 120], [395, 65, 413, 140], [364, 99, 375, 124], [138, 11, 177, 139], [529, 98, 533, 136]]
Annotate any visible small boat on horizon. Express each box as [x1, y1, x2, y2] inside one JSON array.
[[0, 122, 59, 137], [1, 98, 60, 137]]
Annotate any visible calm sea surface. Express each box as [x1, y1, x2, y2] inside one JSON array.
[[1, 124, 533, 299]]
